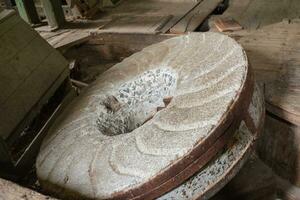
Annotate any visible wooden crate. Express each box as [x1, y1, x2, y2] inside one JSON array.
[[0, 10, 69, 166]]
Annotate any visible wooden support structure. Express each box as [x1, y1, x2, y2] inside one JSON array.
[[0, 9, 69, 173], [40, 0, 65, 28], [14, 0, 65, 28], [15, 0, 40, 24]]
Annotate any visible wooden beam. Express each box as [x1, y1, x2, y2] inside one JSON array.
[[40, 0, 65, 28], [170, 0, 222, 33], [15, 0, 40, 24]]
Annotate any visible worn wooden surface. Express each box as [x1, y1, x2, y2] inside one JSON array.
[[0, 178, 56, 200], [97, 0, 202, 34], [169, 0, 222, 33], [222, 20, 300, 127], [212, 0, 300, 30], [0, 11, 69, 140], [36, 26, 91, 51], [37, 0, 221, 49], [99, 15, 172, 34], [40, 0, 65, 28]]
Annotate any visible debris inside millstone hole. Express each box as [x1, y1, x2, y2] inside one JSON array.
[[103, 95, 121, 113]]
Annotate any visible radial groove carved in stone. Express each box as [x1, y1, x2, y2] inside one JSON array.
[[36, 32, 252, 200]]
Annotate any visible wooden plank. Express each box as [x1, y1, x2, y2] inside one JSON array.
[[97, 0, 199, 34], [0, 12, 69, 139], [99, 15, 173, 34], [224, 20, 300, 125], [1, 52, 68, 139], [170, 0, 222, 33], [50, 30, 90, 51], [40, 0, 65, 28], [35, 26, 91, 51], [266, 86, 300, 126]]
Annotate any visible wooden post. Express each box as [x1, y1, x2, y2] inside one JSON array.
[[40, 0, 65, 28], [15, 0, 40, 24]]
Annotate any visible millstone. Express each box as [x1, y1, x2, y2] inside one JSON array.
[[36, 32, 254, 200]]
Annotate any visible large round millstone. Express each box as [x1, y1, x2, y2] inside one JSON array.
[[36, 32, 253, 200]]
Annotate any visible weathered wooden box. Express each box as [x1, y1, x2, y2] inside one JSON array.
[[0, 10, 69, 167]]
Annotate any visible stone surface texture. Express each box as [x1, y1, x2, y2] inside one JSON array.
[[158, 84, 265, 200], [36, 32, 248, 199]]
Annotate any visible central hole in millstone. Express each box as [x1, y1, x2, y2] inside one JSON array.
[[96, 68, 177, 136]]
